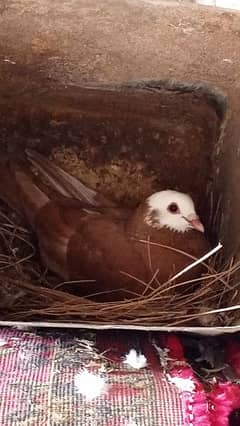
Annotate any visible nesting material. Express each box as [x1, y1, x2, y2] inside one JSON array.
[[0, 204, 239, 327], [0, 197, 238, 332]]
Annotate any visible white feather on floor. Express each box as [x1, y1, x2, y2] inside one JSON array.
[[123, 349, 147, 369], [74, 369, 108, 400]]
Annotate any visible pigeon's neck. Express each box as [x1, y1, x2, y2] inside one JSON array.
[[126, 202, 162, 238]]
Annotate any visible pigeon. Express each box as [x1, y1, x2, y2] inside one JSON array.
[[0, 150, 210, 301]]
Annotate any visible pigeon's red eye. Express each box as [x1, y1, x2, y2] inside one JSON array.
[[168, 203, 179, 213]]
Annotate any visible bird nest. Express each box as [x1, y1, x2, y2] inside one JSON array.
[[0, 79, 239, 329], [0, 199, 239, 328]]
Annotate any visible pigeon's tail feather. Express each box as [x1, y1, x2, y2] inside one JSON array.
[[26, 149, 102, 206], [0, 157, 49, 228]]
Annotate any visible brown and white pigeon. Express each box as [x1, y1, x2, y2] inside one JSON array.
[[0, 150, 210, 301]]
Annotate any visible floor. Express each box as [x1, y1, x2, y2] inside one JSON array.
[[0, 327, 240, 425]]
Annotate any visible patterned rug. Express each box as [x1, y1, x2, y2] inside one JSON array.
[[0, 328, 240, 425]]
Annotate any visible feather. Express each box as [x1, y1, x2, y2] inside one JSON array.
[[26, 149, 114, 207]]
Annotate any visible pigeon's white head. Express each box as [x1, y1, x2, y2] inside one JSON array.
[[145, 190, 204, 233]]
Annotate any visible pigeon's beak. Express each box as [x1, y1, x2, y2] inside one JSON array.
[[185, 213, 205, 233]]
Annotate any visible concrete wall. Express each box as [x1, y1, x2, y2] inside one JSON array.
[[1, 0, 240, 257]]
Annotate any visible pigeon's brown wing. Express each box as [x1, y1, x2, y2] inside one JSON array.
[[33, 199, 103, 280], [66, 214, 149, 300], [55, 198, 131, 223], [34, 200, 148, 300]]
